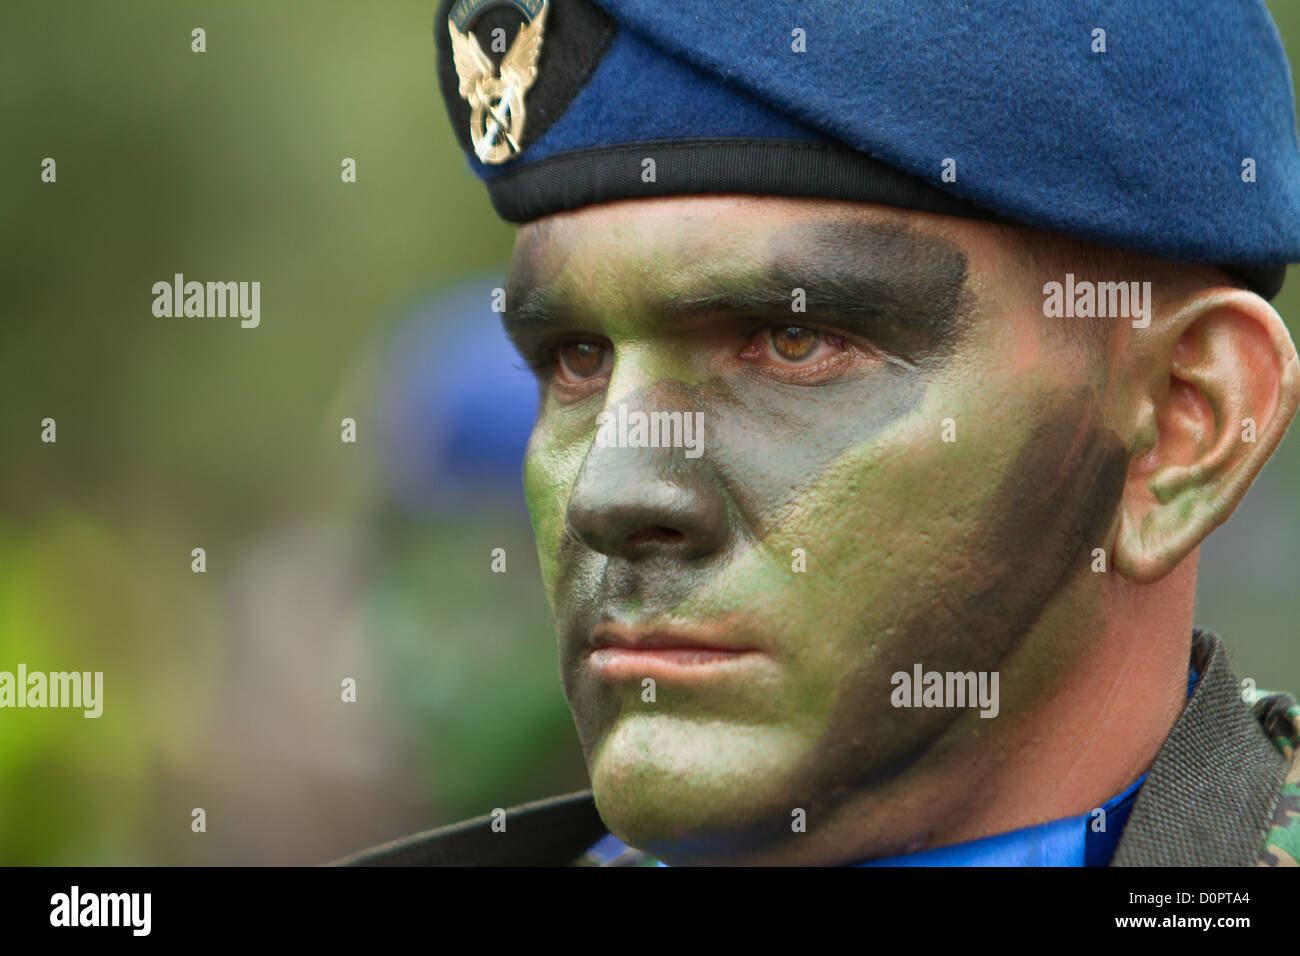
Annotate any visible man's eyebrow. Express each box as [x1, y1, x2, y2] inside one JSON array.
[[644, 264, 958, 360], [503, 272, 888, 332], [503, 285, 565, 331], [663, 268, 889, 318]]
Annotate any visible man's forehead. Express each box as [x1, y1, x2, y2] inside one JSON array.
[[503, 198, 984, 363], [507, 197, 978, 316]]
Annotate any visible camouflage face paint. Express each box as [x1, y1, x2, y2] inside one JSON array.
[[761, 220, 973, 362], [504, 198, 1127, 864]]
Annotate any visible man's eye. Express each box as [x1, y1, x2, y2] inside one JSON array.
[[738, 324, 864, 382], [556, 341, 610, 381], [760, 325, 845, 366], [769, 326, 821, 362]]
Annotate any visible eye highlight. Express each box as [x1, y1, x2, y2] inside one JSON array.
[[557, 341, 608, 380]]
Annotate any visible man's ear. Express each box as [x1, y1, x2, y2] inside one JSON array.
[[1113, 288, 1300, 583]]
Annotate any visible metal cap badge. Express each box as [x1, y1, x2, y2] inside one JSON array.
[[448, 0, 548, 165]]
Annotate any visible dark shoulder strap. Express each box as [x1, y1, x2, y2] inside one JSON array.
[[329, 790, 606, 867]]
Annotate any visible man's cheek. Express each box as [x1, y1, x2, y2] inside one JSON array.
[[522, 428, 586, 599]]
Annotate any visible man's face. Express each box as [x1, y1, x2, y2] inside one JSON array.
[[504, 196, 1129, 863]]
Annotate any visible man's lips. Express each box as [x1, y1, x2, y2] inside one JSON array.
[[584, 624, 768, 682]]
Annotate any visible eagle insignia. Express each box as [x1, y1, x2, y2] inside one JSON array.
[[448, 0, 549, 165]]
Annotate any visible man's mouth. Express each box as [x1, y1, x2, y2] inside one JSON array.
[[584, 623, 767, 682]]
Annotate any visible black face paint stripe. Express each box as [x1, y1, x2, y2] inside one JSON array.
[[764, 221, 973, 361]]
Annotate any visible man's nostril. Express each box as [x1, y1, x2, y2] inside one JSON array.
[[625, 527, 686, 546]]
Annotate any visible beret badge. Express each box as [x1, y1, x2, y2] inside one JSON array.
[[448, 0, 549, 165]]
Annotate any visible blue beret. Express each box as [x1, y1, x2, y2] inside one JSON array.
[[436, 0, 1300, 297]]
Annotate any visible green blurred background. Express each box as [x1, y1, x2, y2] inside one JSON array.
[[1, 1, 1298, 864]]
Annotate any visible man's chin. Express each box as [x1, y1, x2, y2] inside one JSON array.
[[585, 713, 811, 862]]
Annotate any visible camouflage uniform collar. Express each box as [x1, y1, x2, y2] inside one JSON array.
[[1111, 628, 1296, 866]]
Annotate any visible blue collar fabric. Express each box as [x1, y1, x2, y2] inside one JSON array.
[[595, 663, 1200, 867], [857, 770, 1146, 868]]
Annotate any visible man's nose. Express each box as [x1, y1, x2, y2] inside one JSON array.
[[564, 414, 727, 562]]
